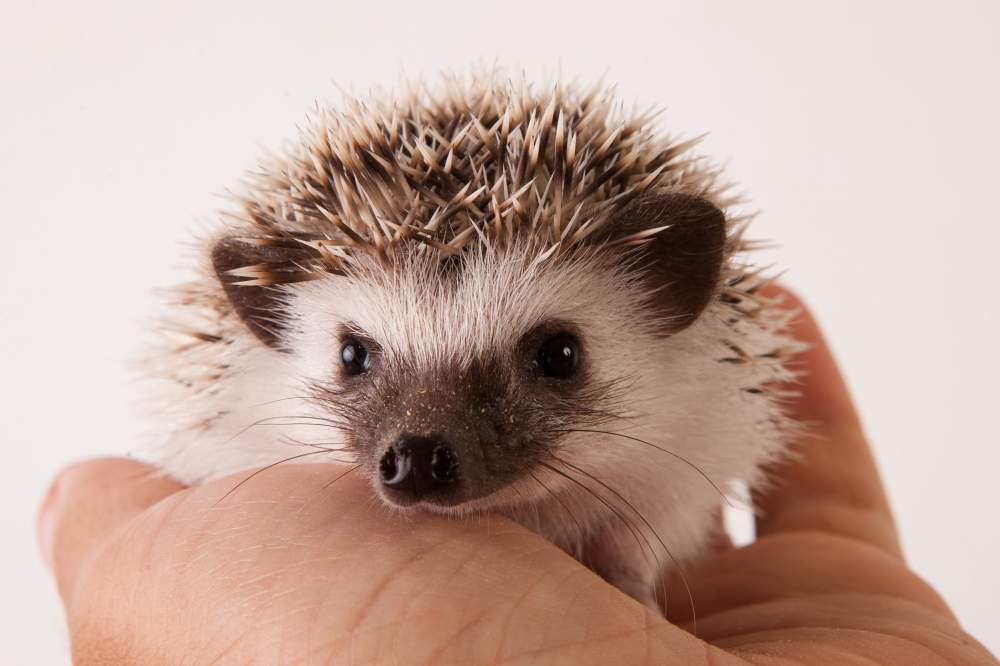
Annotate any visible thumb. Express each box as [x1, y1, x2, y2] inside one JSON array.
[[37, 458, 185, 604]]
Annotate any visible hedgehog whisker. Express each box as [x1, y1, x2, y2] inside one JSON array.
[[553, 427, 732, 508], [316, 464, 361, 493], [213, 448, 341, 506], [289, 464, 364, 519], [251, 420, 343, 430], [251, 395, 318, 407], [276, 436, 352, 455], [537, 459, 657, 580], [224, 414, 348, 445], [252, 413, 343, 424], [506, 483, 541, 534], [527, 470, 586, 547], [547, 455, 696, 635], [549, 455, 672, 600], [274, 434, 359, 463]]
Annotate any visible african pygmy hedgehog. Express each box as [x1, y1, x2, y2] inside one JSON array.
[[145, 71, 802, 610]]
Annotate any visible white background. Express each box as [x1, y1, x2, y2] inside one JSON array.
[[2, 1, 997, 661]]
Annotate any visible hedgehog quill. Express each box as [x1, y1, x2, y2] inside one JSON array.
[[145, 73, 803, 610]]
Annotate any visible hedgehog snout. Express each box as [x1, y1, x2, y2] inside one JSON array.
[[378, 434, 460, 503]]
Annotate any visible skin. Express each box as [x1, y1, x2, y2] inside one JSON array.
[[38, 290, 998, 665]]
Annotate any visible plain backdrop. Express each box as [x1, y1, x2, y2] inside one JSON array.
[[2, 1, 998, 661]]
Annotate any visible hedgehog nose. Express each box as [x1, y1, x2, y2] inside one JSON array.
[[379, 436, 460, 496]]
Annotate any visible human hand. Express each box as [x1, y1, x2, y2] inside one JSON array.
[[38, 291, 998, 664]]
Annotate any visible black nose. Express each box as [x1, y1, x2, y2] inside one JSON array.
[[379, 435, 460, 496]]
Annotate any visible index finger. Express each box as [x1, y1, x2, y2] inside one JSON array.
[[753, 287, 902, 557]]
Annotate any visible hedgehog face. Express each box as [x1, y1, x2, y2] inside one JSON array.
[[282, 246, 638, 512], [209, 192, 733, 514]]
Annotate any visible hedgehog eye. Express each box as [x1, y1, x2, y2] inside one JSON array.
[[340, 339, 371, 376], [536, 334, 580, 379]]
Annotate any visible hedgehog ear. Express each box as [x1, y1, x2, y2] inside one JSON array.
[[606, 193, 727, 334], [211, 237, 312, 349]]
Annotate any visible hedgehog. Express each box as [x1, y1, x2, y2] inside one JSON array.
[[144, 72, 802, 611]]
